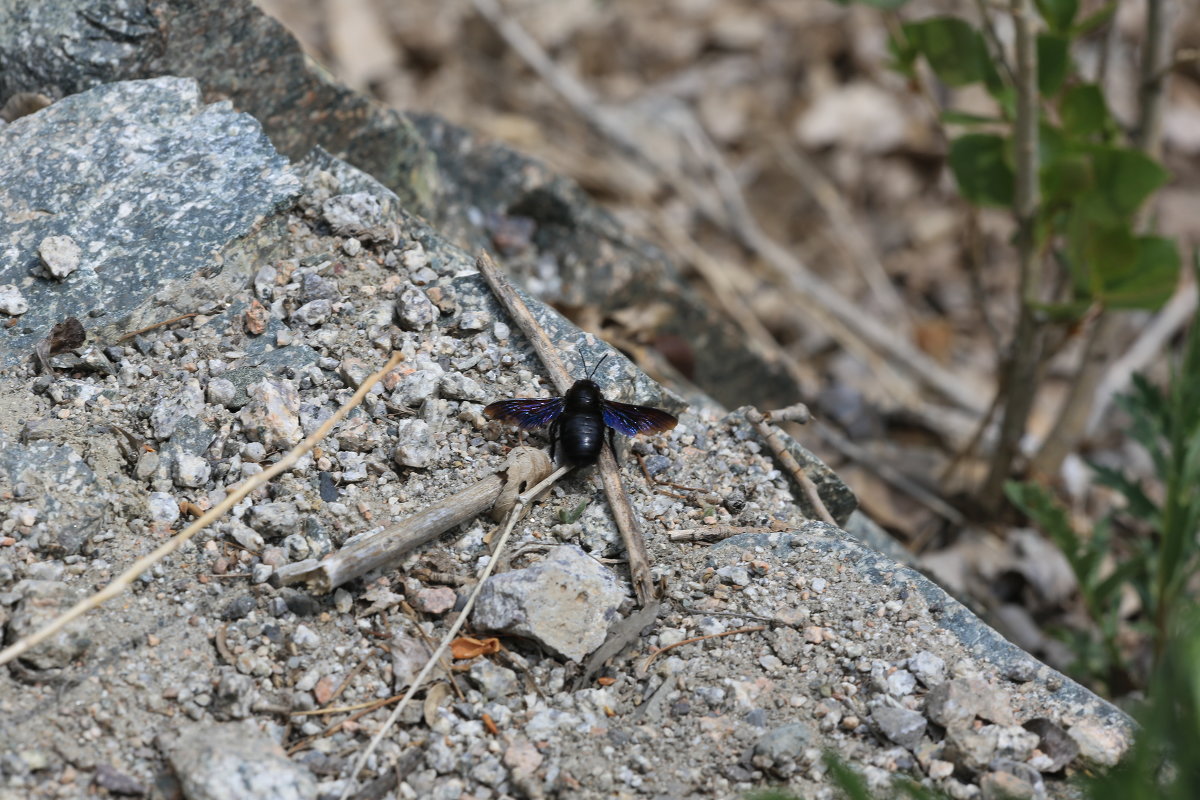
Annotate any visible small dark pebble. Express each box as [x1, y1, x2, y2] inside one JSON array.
[[281, 589, 321, 617], [745, 708, 768, 727], [607, 729, 633, 746], [220, 594, 257, 621], [262, 624, 284, 643], [643, 454, 672, 476], [319, 471, 340, 502], [93, 763, 147, 796]]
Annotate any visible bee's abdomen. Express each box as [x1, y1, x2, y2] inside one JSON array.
[[558, 411, 605, 466]]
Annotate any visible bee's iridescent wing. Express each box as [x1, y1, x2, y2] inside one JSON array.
[[600, 400, 678, 437], [483, 397, 565, 430]]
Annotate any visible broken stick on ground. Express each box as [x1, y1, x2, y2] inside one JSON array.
[[475, 250, 659, 606]]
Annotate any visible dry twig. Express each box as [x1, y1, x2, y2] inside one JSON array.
[[115, 312, 198, 341], [667, 525, 783, 544], [270, 446, 551, 592], [742, 406, 836, 526], [0, 351, 404, 668], [338, 463, 571, 799], [475, 250, 658, 605], [470, 0, 985, 417], [640, 625, 766, 672]]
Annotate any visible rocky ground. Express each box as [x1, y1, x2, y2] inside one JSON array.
[[0, 2, 1137, 799]]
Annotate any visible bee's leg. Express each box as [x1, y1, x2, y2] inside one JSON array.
[[548, 419, 560, 463], [606, 427, 617, 459]]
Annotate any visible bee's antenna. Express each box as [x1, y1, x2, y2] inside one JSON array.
[[587, 353, 610, 380]]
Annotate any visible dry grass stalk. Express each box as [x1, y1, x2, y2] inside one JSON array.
[[475, 250, 658, 605], [0, 351, 404, 668]]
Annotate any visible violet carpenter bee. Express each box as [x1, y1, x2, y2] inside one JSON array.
[[484, 355, 678, 467]]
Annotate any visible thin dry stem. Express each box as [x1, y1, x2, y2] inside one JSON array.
[[1034, 0, 1178, 475], [473, 0, 985, 417], [742, 407, 836, 526], [0, 351, 404, 668], [641, 625, 766, 672], [338, 465, 570, 799], [980, 0, 1043, 509], [475, 250, 657, 605]]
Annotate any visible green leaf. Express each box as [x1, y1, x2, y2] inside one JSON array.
[[1037, 33, 1071, 96], [1041, 151, 1092, 208], [902, 17, 995, 87], [949, 133, 1014, 207], [558, 499, 588, 524], [1061, 84, 1109, 138], [940, 110, 1004, 126], [1036, 0, 1079, 32], [1099, 235, 1180, 310], [1089, 462, 1160, 521], [1087, 146, 1170, 221]]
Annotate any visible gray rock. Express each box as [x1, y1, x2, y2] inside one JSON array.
[[393, 419, 434, 469], [0, 77, 298, 366], [925, 677, 1009, 728], [907, 650, 946, 687], [885, 668, 917, 697], [322, 192, 385, 237], [439, 373, 485, 402], [751, 722, 816, 778], [173, 453, 211, 488], [300, 272, 339, 303], [871, 705, 926, 750], [1022, 717, 1078, 772], [38, 234, 81, 279], [211, 668, 259, 721], [207, 378, 237, 407], [6, 580, 92, 670], [168, 722, 316, 800], [290, 299, 331, 326], [151, 381, 205, 440], [238, 379, 303, 450], [0, 431, 105, 555], [247, 502, 301, 538], [93, 763, 147, 797], [468, 659, 519, 700], [0, 284, 28, 315], [148, 492, 181, 526], [390, 368, 442, 408], [472, 545, 626, 661], [396, 284, 439, 330], [1067, 719, 1128, 768], [716, 565, 751, 586]]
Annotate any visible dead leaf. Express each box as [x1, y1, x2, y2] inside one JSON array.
[[450, 636, 501, 660], [422, 681, 453, 727]]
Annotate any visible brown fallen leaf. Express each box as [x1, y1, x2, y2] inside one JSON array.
[[450, 636, 501, 660], [33, 316, 86, 374]]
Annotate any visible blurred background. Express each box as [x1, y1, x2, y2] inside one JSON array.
[[254, 0, 1200, 700]]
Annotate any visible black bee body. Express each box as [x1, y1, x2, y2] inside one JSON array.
[[484, 366, 678, 469], [550, 379, 608, 466]]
